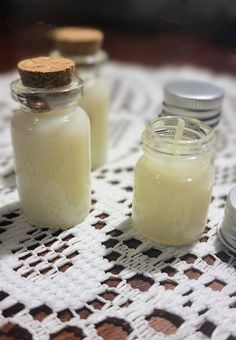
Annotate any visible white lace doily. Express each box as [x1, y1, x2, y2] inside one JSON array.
[[0, 63, 236, 340]]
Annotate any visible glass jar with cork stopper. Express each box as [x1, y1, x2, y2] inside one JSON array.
[[11, 57, 91, 228], [50, 27, 109, 170], [132, 116, 216, 246]]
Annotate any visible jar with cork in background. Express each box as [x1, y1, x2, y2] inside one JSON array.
[[49, 27, 109, 170]]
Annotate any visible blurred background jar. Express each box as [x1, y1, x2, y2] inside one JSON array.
[[50, 27, 109, 170]]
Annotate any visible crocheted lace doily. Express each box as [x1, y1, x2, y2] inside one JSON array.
[[0, 63, 236, 340]]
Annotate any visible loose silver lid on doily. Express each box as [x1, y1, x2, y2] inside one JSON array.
[[217, 186, 236, 254], [164, 80, 224, 111]]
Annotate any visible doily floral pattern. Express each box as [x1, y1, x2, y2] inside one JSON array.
[[0, 63, 236, 339]]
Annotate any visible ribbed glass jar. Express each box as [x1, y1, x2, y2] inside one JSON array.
[[132, 116, 215, 245]]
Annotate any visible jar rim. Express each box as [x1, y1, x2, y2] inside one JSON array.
[[142, 116, 215, 156], [11, 77, 83, 112], [11, 77, 83, 96], [51, 50, 107, 67]]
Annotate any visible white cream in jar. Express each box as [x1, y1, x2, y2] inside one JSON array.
[[11, 57, 91, 228], [78, 69, 109, 170], [132, 116, 215, 245]]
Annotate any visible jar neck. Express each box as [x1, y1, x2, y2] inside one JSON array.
[[51, 49, 107, 81], [75, 65, 100, 82], [11, 78, 83, 114], [142, 146, 214, 171], [142, 116, 215, 161]]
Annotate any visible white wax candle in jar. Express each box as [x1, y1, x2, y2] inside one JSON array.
[[50, 27, 109, 170], [11, 57, 91, 228], [132, 116, 215, 245]]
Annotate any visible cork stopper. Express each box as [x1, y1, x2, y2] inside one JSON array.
[[18, 56, 75, 88], [50, 27, 104, 56]]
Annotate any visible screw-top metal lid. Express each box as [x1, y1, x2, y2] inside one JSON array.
[[164, 80, 224, 111], [217, 186, 236, 253]]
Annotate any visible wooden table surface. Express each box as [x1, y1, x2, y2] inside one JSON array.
[[1, 28, 236, 74]]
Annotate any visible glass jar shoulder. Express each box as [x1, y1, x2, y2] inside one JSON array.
[[83, 76, 109, 99], [11, 106, 89, 139], [135, 154, 214, 185]]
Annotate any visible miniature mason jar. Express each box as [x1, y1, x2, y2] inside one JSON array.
[[11, 57, 91, 228], [132, 116, 215, 245], [50, 27, 109, 170]]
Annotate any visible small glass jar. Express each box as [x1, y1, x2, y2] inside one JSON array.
[[132, 116, 215, 246], [75, 51, 109, 170], [11, 78, 91, 228], [51, 29, 109, 170]]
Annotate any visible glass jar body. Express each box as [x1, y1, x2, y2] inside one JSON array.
[[50, 50, 109, 170], [132, 116, 215, 246], [133, 152, 214, 245], [78, 72, 109, 170], [11, 105, 91, 228]]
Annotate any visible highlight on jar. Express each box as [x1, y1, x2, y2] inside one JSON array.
[[10, 56, 91, 229], [49, 27, 109, 170], [132, 116, 216, 246]]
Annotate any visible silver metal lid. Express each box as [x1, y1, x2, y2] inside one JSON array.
[[164, 80, 224, 111], [217, 186, 236, 253]]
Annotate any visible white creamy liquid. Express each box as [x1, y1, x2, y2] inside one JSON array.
[[11, 107, 91, 228], [133, 155, 213, 245], [78, 77, 109, 170]]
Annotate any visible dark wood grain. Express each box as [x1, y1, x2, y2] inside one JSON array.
[[1, 27, 236, 74]]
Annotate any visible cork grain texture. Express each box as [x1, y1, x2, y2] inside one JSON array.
[[18, 57, 75, 88], [50, 27, 104, 56]]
